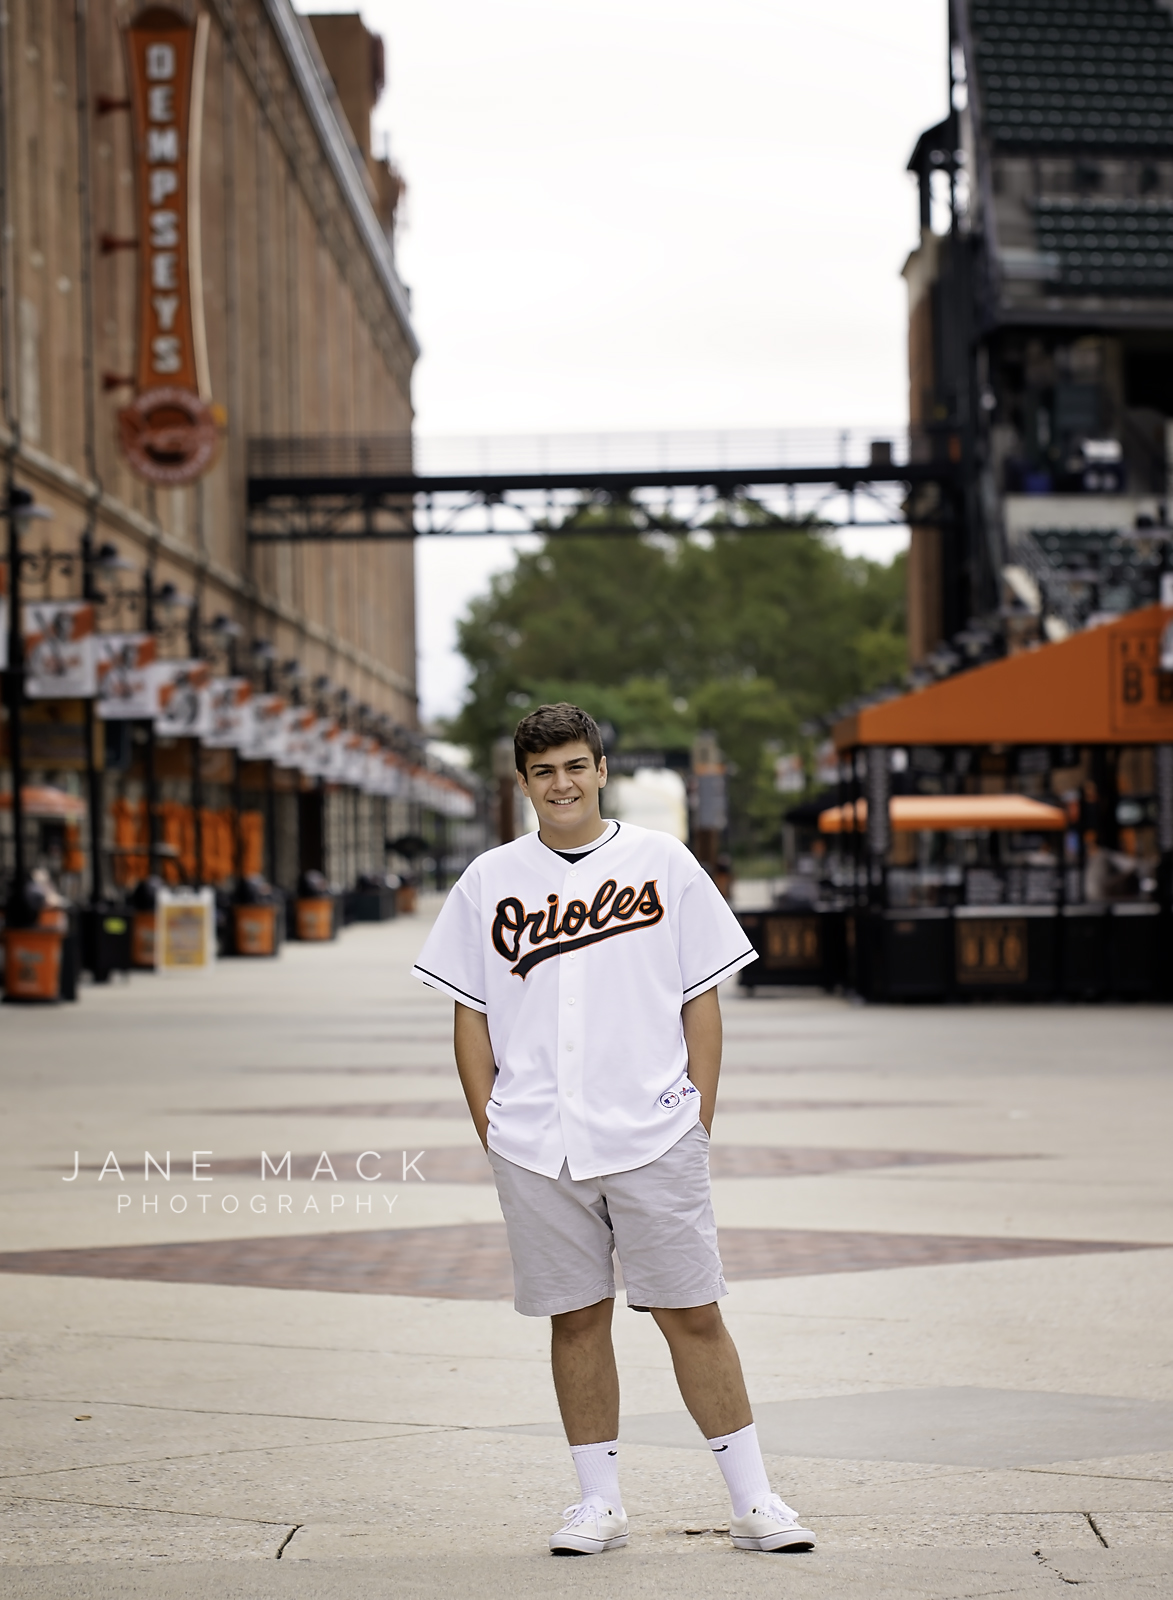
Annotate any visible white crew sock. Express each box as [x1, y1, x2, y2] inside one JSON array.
[[708, 1422, 772, 1518], [569, 1439, 622, 1510]]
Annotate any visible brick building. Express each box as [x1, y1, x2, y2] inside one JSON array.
[[0, 2, 477, 904]]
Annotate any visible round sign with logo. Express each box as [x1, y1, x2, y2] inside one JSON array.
[[118, 388, 221, 486]]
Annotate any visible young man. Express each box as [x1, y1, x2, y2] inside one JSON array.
[[412, 703, 815, 1557]]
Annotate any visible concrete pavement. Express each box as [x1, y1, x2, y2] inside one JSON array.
[[1, 899, 1171, 1597]]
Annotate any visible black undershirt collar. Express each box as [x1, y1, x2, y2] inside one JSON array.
[[547, 820, 621, 865]]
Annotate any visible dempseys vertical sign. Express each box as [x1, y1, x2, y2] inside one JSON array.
[[119, 7, 221, 485]]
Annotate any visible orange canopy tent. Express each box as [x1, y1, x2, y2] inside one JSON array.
[[0, 785, 87, 820], [819, 794, 1066, 833], [833, 605, 1173, 749]]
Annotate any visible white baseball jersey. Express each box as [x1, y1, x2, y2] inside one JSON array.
[[411, 820, 755, 1180]]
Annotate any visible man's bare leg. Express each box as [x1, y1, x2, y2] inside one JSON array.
[[550, 1298, 620, 1444], [650, 1303, 753, 1438]]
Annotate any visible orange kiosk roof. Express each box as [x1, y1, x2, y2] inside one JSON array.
[[833, 605, 1173, 749], [819, 795, 1066, 833]]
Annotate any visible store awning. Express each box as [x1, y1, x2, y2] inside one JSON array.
[[819, 794, 1067, 833], [833, 604, 1173, 748], [0, 785, 87, 820]]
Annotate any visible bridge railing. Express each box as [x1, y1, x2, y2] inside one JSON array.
[[247, 427, 912, 482]]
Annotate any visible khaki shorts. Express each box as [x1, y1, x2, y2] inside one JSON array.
[[487, 1124, 727, 1318]]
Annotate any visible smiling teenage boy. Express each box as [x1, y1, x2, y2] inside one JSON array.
[[412, 703, 815, 1557]]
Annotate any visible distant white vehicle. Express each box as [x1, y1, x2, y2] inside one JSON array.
[[606, 768, 688, 841]]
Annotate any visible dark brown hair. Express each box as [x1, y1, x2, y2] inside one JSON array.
[[513, 703, 604, 773]]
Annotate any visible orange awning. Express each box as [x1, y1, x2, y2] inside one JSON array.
[[819, 794, 1066, 833], [833, 605, 1173, 748], [0, 785, 87, 820]]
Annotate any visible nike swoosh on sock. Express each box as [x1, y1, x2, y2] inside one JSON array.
[[712, 1445, 728, 1451]]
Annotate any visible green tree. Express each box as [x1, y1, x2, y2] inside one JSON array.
[[449, 522, 905, 852]]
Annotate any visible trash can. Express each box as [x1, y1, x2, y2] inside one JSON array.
[[344, 872, 399, 923], [232, 875, 283, 957], [80, 903, 132, 984], [2, 879, 62, 1003], [294, 870, 336, 941], [129, 876, 165, 970]]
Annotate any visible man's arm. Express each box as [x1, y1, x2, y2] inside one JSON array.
[[682, 986, 722, 1134], [454, 1001, 497, 1150]]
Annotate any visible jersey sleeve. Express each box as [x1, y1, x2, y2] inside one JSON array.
[[676, 866, 757, 1000], [410, 878, 487, 1012]]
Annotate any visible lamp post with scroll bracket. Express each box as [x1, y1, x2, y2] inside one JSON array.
[[278, 657, 312, 887], [355, 700, 373, 881], [311, 674, 334, 883], [335, 686, 355, 893], [3, 488, 54, 927], [206, 614, 244, 891], [144, 577, 195, 884], [251, 637, 278, 887], [84, 539, 135, 906]]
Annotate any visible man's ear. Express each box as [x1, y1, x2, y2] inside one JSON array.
[[597, 755, 608, 789], [515, 767, 530, 795]]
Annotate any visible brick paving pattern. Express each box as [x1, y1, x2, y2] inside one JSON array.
[[0, 1226, 1156, 1300], [185, 1145, 1025, 1183]]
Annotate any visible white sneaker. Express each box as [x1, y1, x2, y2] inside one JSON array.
[[549, 1499, 629, 1555], [729, 1494, 816, 1552]]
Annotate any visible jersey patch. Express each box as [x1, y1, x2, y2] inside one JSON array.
[[491, 878, 664, 978]]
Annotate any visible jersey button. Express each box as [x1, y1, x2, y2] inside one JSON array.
[[566, 1041, 574, 1052], [566, 1088, 575, 1098], [567, 997, 576, 1006]]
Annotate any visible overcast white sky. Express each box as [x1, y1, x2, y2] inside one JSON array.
[[298, 0, 949, 721]]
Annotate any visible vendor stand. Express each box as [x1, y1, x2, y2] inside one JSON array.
[[821, 604, 1173, 1002]]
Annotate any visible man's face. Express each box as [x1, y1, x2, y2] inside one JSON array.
[[517, 740, 607, 833]]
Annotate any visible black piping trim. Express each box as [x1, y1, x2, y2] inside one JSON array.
[[412, 965, 486, 1007], [538, 821, 622, 864], [682, 947, 756, 998]]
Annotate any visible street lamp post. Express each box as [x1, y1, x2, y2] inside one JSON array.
[[145, 578, 194, 884], [188, 596, 204, 886], [4, 486, 53, 921], [208, 614, 243, 890], [141, 568, 160, 881], [81, 537, 132, 905], [252, 639, 277, 887]]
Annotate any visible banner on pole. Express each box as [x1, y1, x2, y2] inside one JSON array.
[[96, 633, 159, 719], [204, 677, 254, 749], [240, 693, 289, 761], [23, 602, 97, 698], [154, 659, 212, 737], [276, 709, 319, 771]]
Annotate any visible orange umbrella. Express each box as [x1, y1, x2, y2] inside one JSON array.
[[0, 785, 87, 820], [819, 794, 1066, 833]]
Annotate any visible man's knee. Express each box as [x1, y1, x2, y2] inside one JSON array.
[[653, 1301, 724, 1341], [551, 1297, 614, 1341]]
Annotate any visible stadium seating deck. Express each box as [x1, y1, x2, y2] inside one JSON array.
[[970, 1, 1173, 152]]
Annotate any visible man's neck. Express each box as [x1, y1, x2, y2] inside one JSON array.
[[537, 814, 610, 853]]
